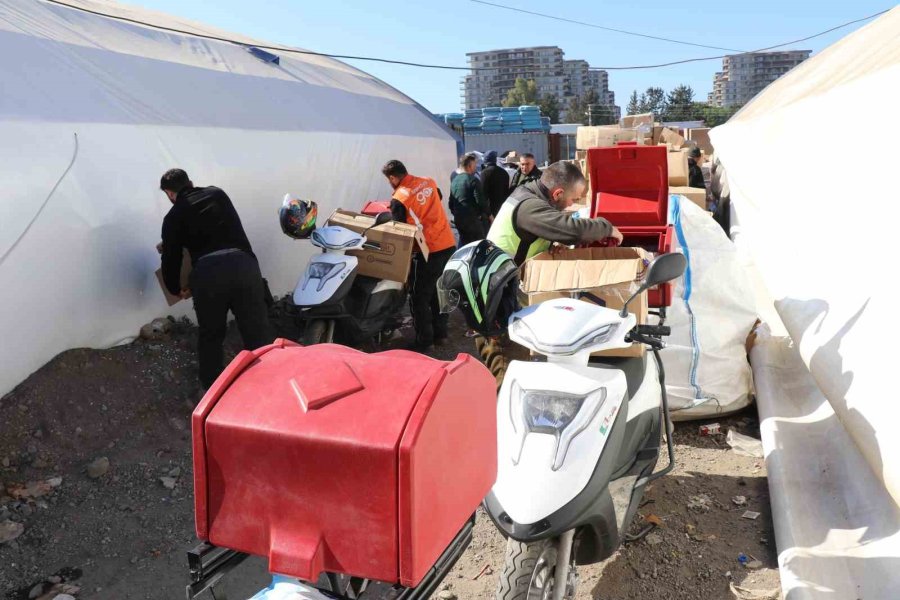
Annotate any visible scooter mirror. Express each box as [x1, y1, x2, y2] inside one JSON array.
[[619, 253, 687, 318], [643, 253, 687, 289]]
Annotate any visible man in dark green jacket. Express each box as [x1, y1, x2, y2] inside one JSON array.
[[450, 153, 490, 246], [510, 153, 542, 189]]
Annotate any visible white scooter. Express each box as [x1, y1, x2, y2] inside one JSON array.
[[485, 253, 687, 600], [292, 212, 406, 345]]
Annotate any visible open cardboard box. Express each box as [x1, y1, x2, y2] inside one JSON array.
[[327, 209, 428, 283], [519, 247, 650, 357]]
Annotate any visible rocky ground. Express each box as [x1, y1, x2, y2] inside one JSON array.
[[1, 304, 779, 600]]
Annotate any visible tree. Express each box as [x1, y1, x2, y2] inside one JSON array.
[[502, 78, 538, 107], [626, 90, 640, 115], [538, 94, 560, 123], [693, 102, 743, 127], [665, 85, 695, 121], [640, 87, 667, 116], [568, 95, 585, 124]]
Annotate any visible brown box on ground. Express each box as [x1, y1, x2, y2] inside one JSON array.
[[621, 113, 654, 129], [519, 247, 649, 357], [669, 186, 707, 209], [667, 150, 690, 187], [651, 125, 665, 145], [327, 209, 427, 283], [687, 128, 714, 155], [576, 126, 636, 150], [155, 249, 192, 306]]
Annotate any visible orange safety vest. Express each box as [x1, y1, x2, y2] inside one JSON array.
[[392, 174, 456, 254]]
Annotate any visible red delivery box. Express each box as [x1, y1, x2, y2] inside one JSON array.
[[192, 339, 497, 588], [587, 144, 675, 306]]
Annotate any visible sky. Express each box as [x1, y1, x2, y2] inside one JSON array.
[[131, 0, 889, 115]]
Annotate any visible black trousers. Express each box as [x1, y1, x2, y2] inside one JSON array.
[[190, 249, 274, 388], [453, 212, 486, 247], [409, 247, 455, 345]]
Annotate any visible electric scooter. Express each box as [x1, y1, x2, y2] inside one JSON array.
[[486, 252, 687, 600], [291, 211, 406, 345]]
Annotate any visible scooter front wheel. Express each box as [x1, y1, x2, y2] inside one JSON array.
[[496, 537, 575, 600]]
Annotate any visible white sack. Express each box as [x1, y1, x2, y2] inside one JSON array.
[[663, 195, 757, 420]]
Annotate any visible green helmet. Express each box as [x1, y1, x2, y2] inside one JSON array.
[[437, 240, 519, 336]]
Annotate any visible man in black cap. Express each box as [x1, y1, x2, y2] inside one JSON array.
[[481, 150, 511, 218], [688, 147, 706, 189], [158, 168, 273, 390]]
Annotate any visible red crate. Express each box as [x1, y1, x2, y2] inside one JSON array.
[[361, 200, 392, 216], [587, 144, 675, 307], [192, 339, 497, 587]]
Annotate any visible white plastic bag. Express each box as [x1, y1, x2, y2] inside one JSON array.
[[726, 429, 764, 458], [249, 576, 335, 600], [663, 195, 758, 420]]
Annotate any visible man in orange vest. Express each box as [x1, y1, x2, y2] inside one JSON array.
[[382, 160, 457, 352]]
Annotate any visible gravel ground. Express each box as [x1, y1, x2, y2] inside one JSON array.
[[0, 305, 779, 600]]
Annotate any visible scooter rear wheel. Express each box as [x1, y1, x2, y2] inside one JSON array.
[[302, 320, 332, 345], [496, 538, 574, 600]]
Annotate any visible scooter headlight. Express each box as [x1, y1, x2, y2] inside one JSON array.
[[304, 261, 346, 292], [510, 381, 607, 471]]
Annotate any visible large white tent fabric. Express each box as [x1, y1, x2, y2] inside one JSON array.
[[711, 7, 900, 506], [0, 0, 459, 396]]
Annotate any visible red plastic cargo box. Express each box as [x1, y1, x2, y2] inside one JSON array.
[[192, 339, 497, 588], [587, 144, 675, 306], [361, 200, 392, 216]]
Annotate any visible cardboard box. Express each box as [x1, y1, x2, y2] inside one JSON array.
[[621, 113, 654, 129], [660, 127, 686, 150], [575, 149, 587, 161], [576, 126, 637, 150], [667, 150, 689, 187], [687, 127, 714, 155], [327, 209, 427, 283], [155, 249, 192, 306], [519, 247, 649, 357], [669, 186, 707, 209], [651, 125, 665, 145]]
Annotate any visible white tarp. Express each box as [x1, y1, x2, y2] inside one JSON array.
[[663, 195, 757, 419], [753, 327, 900, 599], [711, 7, 900, 505], [0, 0, 458, 396]]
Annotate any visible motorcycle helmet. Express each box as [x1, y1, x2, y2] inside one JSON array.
[[280, 194, 318, 239], [437, 240, 519, 337]]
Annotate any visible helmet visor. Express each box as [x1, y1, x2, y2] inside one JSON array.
[[436, 278, 460, 314]]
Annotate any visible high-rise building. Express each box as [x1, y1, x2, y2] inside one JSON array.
[[462, 46, 616, 122], [709, 50, 811, 107]]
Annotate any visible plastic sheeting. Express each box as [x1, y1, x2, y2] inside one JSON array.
[[663, 195, 757, 419], [0, 0, 458, 396], [710, 7, 900, 505], [753, 327, 900, 599]]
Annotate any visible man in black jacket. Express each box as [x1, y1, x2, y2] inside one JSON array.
[[481, 150, 511, 217], [159, 169, 273, 389], [688, 147, 706, 189]]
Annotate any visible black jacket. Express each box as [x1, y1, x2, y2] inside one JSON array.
[[510, 166, 542, 189], [688, 158, 705, 189], [481, 163, 511, 216], [161, 186, 253, 295]]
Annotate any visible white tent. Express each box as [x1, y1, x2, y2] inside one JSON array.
[[0, 0, 459, 396], [712, 7, 900, 597]]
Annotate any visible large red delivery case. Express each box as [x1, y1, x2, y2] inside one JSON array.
[[192, 339, 497, 588], [587, 144, 675, 306]]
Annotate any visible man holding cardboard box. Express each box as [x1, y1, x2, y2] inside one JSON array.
[[382, 160, 457, 351], [158, 169, 273, 390], [487, 161, 622, 265]]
